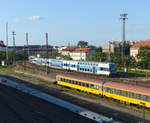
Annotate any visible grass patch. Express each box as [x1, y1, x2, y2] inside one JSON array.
[[0, 66, 12, 72], [117, 68, 150, 78], [128, 69, 150, 75]]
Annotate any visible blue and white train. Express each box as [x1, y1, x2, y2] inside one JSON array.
[[30, 57, 116, 76]]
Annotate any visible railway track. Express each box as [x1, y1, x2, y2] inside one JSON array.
[[1, 75, 150, 123], [0, 85, 54, 122], [0, 84, 53, 123], [0, 83, 99, 123], [16, 62, 150, 87]]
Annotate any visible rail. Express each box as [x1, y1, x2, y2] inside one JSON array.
[[0, 77, 120, 123]]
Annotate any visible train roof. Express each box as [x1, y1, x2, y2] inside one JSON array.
[[105, 82, 150, 96], [57, 74, 105, 84], [33, 57, 115, 65], [57, 74, 150, 96]]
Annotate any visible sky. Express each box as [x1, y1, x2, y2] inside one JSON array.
[[0, 0, 150, 46]]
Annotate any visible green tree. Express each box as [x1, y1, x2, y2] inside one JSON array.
[[0, 51, 14, 65], [77, 41, 88, 48], [137, 46, 150, 61], [110, 52, 122, 67], [88, 45, 97, 50], [124, 43, 131, 55], [110, 52, 136, 70], [48, 52, 62, 59], [0, 51, 6, 61], [137, 46, 150, 69], [125, 55, 136, 68], [15, 50, 28, 61], [89, 47, 107, 62], [62, 55, 72, 60], [8, 51, 14, 63]]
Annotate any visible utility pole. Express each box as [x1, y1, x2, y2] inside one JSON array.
[[140, 102, 146, 123], [108, 41, 111, 62], [45, 32, 49, 75], [12, 31, 16, 65], [80, 46, 82, 61], [23, 44, 26, 71], [26, 32, 29, 59], [120, 13, 128, 72], [6, 22, 9, 65]]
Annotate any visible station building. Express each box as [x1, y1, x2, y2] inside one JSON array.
[[61, 46, 95, 61]]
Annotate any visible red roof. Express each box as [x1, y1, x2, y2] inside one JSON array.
[[105, 82, 150, 96], [62, 46, 76, 51], [74, 48, 91, 53], [131, 41, 150, 49], [57, 74, 104, 84], [58, 74, 150, 96], [62, 47, 91, 53]]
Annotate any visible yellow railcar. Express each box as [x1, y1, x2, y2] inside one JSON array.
[[56, 74, 150, 108]]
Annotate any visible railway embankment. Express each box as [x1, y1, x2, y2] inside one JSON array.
[[15, 62, 150, 87], [0, 65, 150, 122]]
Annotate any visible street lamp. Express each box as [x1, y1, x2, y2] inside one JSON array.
[[45, 32, 49, 75], [12, 31, 16, 65], [6, 22, 9, 65], [120, 13, 128, 72]]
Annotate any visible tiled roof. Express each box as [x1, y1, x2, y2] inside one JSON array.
[[74, 48, 91, 53], [62, 46, 91, 53], [62, 46, 76, 51], [131, 41, 150, 48]]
